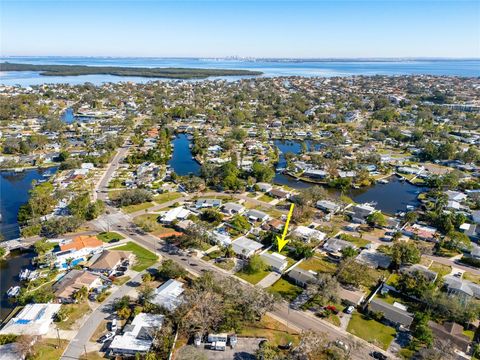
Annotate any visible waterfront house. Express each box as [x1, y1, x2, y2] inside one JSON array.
[[268, 188, 291, 200], [347, 204, 375, 224], [109, 313, 164, 356], [403, 224, 438, 241], [260, 252, 289, 272], [151, 279, 184, 311], [0, 303, 62, 336], [316, 200, 341, 214], [231, 236, 263, 258], [54, 235, 104, 268], [53, 269, 102, 303], [256, 182, 273, 192], [303, 169, 327, 179]]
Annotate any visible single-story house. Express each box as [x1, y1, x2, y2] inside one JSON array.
[[109, 313, 164, 356], [89, 250, 132, 274], [54, 237, 104, 269], [292, 226, 326, 243], [161, 206, 191, 224], [262, 219, 284, 233], [460, 223, 479, 241], [355, 250, 392, 269], [268, 188, 290, 199], [369, 298, 414, 329], [256, 182, 273, 192], [444, 276, 480, 300], [428, 321, 472, 353], [403, 224, 438, 241], [151, 279, 184, 311], [445, 190, 467, 202], [244, 209, 269, 223], [338, 287, 365, 306], [316, 200, 341, 214], [211, 230, 232, 246], [400, 264, 438, 283], [260, 252, 289, 272], [287, 267, 317, 287], [303, 169, 327, 179], [176, 219, 195, 231], [323, 238, 356, 255], [196, 199, 222, 209], [347, 204, 376, 224], [53, 269, 102, 303], [0, 343, 24, 360], [231, 236, 263, 258], [0, 303, 62, 336], [221, 202, 245, 216]]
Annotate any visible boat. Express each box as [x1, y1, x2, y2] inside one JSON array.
[[377, 179, 389, 184], [6, 286, 20, 297], [19, 269, 30, 281], [27, 271, 39, 281], [406, 205, 415, 210]]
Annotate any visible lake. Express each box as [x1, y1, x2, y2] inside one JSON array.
[[0, 167, 57, 240], [168, 134, 201, 176], [1, 57, 479, 86]]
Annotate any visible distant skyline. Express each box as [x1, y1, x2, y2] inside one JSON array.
[[1, 1, 479, 58]]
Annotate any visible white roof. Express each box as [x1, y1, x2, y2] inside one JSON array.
[[292, 226, 326, 241], [231, 236, 263, 256], [110, 313, 164, 353], [151, 279, 184, 311], [162, 206, 190, 222], [0, 303, 61, 336]]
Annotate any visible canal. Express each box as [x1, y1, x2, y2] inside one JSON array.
[[168, 134, 201, 176]]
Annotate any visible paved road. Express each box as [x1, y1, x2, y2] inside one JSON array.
[[61, 271, 146, 360]]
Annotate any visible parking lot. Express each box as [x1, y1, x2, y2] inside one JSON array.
[[176, 338, 266, 360]]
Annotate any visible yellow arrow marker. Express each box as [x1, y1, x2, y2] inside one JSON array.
[[276, 203, 295, 252]]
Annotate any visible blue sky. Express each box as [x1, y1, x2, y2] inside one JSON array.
[[1, 1, 479, 58]]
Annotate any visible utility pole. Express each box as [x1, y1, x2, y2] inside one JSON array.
[[56, 327, 61, 349]]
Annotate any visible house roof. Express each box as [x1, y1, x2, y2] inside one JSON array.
[[231, 236, 263, 256], [60, 235, 103, 252], [0, 303, 62, 336], [355, 250, 392, 269], [245, 209, 269, 221], [90, 250, 132, 271], [288, 267, 317, 285], [222, 202, 244, 212], [428, 321, 471, 352], [53, 270, 100, 298], [444, 276, 480, 298], [260, 252, 288, 270], [316, 200, 340, 212], [401, 264, 438, 283], [151, 279, 184, 311], [369, 298, 414, 327], [292, 226, 326, 241], [338, 287, 365, 305], [323, 238, 355, 254], [269, 189, 289, 198]]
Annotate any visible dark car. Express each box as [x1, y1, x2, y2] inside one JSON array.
[[370, 351, 387, 360], [278, 341, 292, 350]]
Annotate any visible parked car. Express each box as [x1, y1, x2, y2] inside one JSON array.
[[345, 306, 355, 314], [335, 340, 349, 352], [98, 332, 115, 343], [370, 351, 387, 360], [111, 319, 117, 332]]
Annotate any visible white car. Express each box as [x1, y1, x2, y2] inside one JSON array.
[[99, 332, 115, 343], [335, 340, 349, 351], [111, 319, 117, 332], [345, 306, 355, 314]]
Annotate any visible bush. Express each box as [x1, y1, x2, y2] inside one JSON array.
[[114, 189, 152, 207], [459, 256, 480, 268]]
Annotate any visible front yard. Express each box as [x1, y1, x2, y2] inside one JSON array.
[[268, 278, 303, 301], [297, 256, 338, 274], [347, 312, 396, 350], [235, 268, 270, 285], [113, 241, 158, 271], [97, 231, 125, 243]]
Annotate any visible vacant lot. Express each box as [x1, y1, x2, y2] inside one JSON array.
[[30, 338, 69, 360], [235, 268, 270, 285], [154, 192, 182, 204], [113, 241, 158, 271], [347, 312, 396, 350], [56, 302, 91, 330], [268, 278, 303, 301], [122, 201, 154, 214], [298, 256, 337, 273]]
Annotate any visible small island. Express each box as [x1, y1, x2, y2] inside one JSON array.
[[0, 62, 263, 79]]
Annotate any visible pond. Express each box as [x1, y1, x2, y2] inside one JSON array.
[[168, 134, 201, 176]]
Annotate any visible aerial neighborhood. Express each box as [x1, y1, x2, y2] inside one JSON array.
[[0, 74, 479, 360]]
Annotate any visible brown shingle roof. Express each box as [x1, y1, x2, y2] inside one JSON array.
[[90, 250, 132, 270]]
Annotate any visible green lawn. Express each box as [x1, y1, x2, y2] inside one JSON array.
[[236, 269, 270, 285], [339, 233, 371, 248], [153, 192, 182, 204], [298, 256, 338, 273], [133, 214, 172, 236], [268, 278, 303, 301], [56, 303, 91, 330], [113, 276, 131, 286], [30, 338, 69, 360], [122, 201, 155, 214], [113, 241, 158, 271], [429, 261, 452, 277], [259, 194, 275, 203], [97, 231, 125, 243], [238, 315, 300, 347], [214, 259, 236, 271], [385, 273, 399, 287], [347, 312, 396, 350], [463, 272, 480, 285]]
